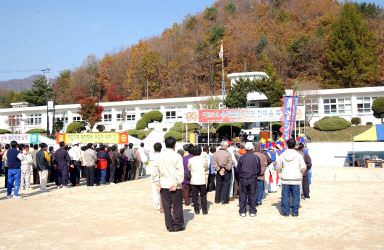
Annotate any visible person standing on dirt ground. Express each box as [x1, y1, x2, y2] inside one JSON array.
[[124, 143, 136, 180], [6, 141, 23, 199], [152, 137, 185, 232], [151, 142, 163, 211], [138, 142, 146, 177], [36, 143, 50, 192], [277, 139, 306, 217], [69, 139, 82, 186], [52, 142, 71, 189], [236, 142, 261, 217], [297, 143, 312, 200], [212, 141, 233, 204], [20, 145, 33, 191]]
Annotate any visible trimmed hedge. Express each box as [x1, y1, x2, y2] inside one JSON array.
[[271, 122, 282, 132], [314, 116, 351, 131], [215, 123, 243, 136], [135, 110, 163, 130], [26, 129, 46, 134], [127, 129, 146, 139], [96, 124, 105, 132], [366, 122, 373, 126], [351, 117, 361, 125], [169, 122, 200, 133], [0, 129, 11, 134], [66, 121, 86, 133], [136, 117, 150, 130], [164, 131, 183, 141]]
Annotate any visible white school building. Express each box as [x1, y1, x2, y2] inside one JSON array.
[[0, 72, 383, 134]]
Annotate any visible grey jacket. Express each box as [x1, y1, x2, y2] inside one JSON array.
[[124, 148, 137, 162], [83, 149, 97, 167]]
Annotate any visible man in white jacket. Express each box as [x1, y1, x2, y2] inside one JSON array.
[[276, 139, 306, 217], [20, 145, 33, 190]]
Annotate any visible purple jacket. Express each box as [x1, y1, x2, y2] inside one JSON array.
[[182, 154, 194, 184]]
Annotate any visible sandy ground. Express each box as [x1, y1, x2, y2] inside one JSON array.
[[0, 166, 383, 250]]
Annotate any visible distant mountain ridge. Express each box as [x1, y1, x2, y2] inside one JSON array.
[[0, 75, 43, 92]]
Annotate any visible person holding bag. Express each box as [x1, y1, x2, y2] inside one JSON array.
[[188, 145, 209, 215]]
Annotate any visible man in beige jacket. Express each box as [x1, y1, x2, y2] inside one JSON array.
[[152, 137, 184, 232], [212, 141, 232, 204]]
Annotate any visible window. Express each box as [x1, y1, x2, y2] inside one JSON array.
[[26, 114, 42, 125], [166, 111, 176, 120], [116, 114, 123, 122], [103, 114, 112, 122], [305, 99, 319, 116], [73, 116, 82, 122], [8, 115, 22, 126], [126, 114, 136, 121], [357, 97, 376, 113], [324, 98, 351, 115]]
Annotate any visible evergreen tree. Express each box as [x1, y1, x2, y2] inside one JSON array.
[[23, 76, 52, 106], [323, 3, 378, 88], [223, 78, 249, 108]]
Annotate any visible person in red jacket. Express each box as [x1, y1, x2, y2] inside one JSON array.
[[96, 144, 110, 185]]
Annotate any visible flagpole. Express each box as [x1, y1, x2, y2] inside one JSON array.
[[221, 40, 225, 103]]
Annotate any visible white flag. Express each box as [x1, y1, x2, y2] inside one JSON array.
[[219, 43, 223, 59]]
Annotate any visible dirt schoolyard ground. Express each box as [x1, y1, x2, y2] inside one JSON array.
[[0, 166, 383, 249]]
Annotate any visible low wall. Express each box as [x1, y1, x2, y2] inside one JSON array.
[[307, 142, 384, 167]]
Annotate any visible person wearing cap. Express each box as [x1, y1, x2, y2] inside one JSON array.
[[69, 139, 82, 186], [236, 142, 261, 217], [212, 141, 232, 204], [254, 142, 272, 205]]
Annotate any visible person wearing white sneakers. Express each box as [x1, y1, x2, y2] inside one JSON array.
[[6, 141, 23, 199]]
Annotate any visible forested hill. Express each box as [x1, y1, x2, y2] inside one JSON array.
[[52, 0, 383, 105]]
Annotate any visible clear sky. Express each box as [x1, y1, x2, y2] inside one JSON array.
[[0, 0, 383, 81], [0, 0, 216, 81]]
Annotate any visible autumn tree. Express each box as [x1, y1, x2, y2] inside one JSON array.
[[78, 97, 104, 130], [53, 70, 72, 104], [323, 3, 379, 88]]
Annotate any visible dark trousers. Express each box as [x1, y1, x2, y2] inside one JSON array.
[[281, 184, 300, 216], [239, 178, 258, 214], [48, 165, 55, 183], [121, 165, 127, 181], [70, 161, 81, 185], [127, 161, 133, 180], [85, 166, 95, 186], [302, 175, 310, 198], [215, 170, 232, 203], [233, 177, 239, 198], [257, 179, 264, 204], [56, 165, 68, 186], [81, 166, 86, 178], [109, 163, 115, 183], [4, 167, 8, 188], [191, 184, 208, 213], [207, 174, 216, 192], [32, 168, 39, 185], [182, 183, 191, 205], [160, 188, 184, 232]]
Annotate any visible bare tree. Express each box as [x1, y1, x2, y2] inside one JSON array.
[[296, 81, 321, 128]]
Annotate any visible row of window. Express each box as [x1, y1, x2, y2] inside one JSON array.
[[304, 96, 378, 116]]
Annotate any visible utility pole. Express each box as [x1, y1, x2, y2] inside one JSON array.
[[42, 63, 51, 137], [220, 40, 225, 103]]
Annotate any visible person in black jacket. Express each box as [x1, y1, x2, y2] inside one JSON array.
[[36, 143, 50, 191], [52, 142, 71, 189], [297, 143, 312, 200], [236, 142, 261, 217]]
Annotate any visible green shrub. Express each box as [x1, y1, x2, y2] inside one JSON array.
[[66, 121, 86, 133], [314, 116, 351, 131], [215, 123, 243, 136], [96, 125, 105, 132], [271, 122, 282, 132], [127, 129, 146, 140], [135, 110, 163, 130], [170, 122, 200, 133], [351, 117, 361, 125], [164, 131, 183, 141], [110, 129, 115, 132], [136, 117, 149, 130], [366, 122, 373, 126], [144, 110, 163, 123], [162, 127, 168, 132], [26, 128, 46, 134], [0, 129, 11, 134], [372, 97, 384, 121]]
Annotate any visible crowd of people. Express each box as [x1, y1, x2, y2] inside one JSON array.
[[1, 135, 312, 233], [151, 136, 312, 232], [0, 141, 149, 199]]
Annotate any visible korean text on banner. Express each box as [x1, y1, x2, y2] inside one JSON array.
[[56, 133, 128, 144]]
